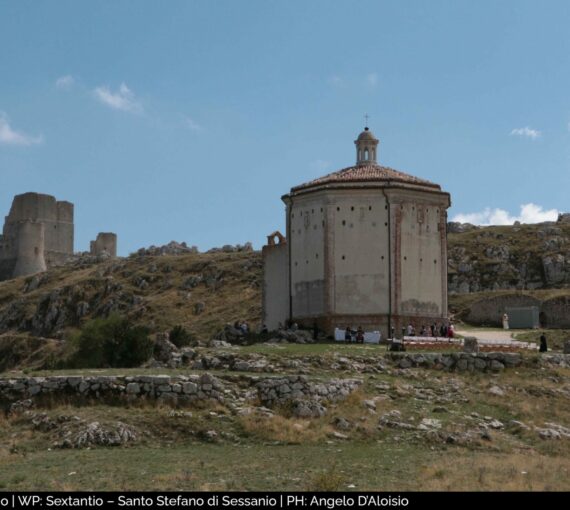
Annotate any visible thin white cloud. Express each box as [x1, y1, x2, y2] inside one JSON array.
[[328, 75, 345, 88], [93, 83, 143, 114], [367, 73, 379, 87], [55, 75, 75, 90], [452, 203, 558, 226], [182, 116, 204, 132], [510, 127, 541, 139], [0, 113, 43, 146]]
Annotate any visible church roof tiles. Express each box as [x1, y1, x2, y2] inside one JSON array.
[[291, 164, 441, 193]]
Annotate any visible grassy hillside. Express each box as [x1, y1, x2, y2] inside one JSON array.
[[2, 219, 570, 348], [0, 251, 262, 342], [1, 345, 569, 491]]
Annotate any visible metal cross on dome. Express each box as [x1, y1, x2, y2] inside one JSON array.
[[364, 113, 369, 127]]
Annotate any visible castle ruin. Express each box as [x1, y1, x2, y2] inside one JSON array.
[[90, 232, 117, 258], [0, 193, 74, 281], [0, 192, 117, 281]]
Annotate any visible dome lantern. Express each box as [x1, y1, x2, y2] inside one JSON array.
[[354, 126, 379, 165]]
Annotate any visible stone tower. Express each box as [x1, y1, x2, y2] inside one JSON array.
[[13, 221, 47, 278], [263, 126, 451, 338], [0, 192, 74, 281], [90, 232, 117, 258]]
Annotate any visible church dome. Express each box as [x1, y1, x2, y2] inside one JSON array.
[[285, 124, 445, 197], [356, 127, 377, 141]]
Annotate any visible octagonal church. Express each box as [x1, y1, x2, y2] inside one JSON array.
[[262, 126, 451, 339]]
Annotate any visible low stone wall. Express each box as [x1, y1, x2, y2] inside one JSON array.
[[0, 373, 225, 405], [384, 352, 570, 371], [385, 352, 523, 371], [256, 375, 362, 408], [0, 373, 364, 409], [536, 354, 570, 368]]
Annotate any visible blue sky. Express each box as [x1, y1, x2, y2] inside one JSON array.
[[1, 1, 570, 255]]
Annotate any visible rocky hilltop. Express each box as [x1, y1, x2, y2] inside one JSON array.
[[0, 244, 262, 342], [3, 217, 570, 343], [448, 214, 570, 294]]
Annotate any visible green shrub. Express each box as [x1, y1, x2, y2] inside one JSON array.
[[69, 314, 153, 368], [169, 325, 196, 348]]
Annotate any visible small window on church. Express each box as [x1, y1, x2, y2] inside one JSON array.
[[292, 213, 295, 218], [420, 258, 423, 262], [404, 256, 407, 261], [342, 220, 346, 226], [385, 205, 388, 210], [320, 208, 323, 212], [341, 255, 345, 260], [316, 253, 319, 259], [369, 206, 372, 211], [381, 255, 385, 260], [322, 220, 325, 227], [351, 206, 354, 211], [337, 207, 340, 211], [384, 222, 388, 226], [434, 259, 437, 264], [312, 209, 314, 213], [295, 262, 298, 266]]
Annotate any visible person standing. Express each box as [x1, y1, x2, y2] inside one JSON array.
[[356, 326, 365, 344], [539, 333, 548, 352], [344, 326, 352, 343], [502, 313, 510, 330]]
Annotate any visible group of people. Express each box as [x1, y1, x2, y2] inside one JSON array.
[[406, 322, 455, 338], [344, 326, 365, 343], [233, 320, 250, 335]]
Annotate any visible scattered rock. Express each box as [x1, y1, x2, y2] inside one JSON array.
[[332, 417, 352, 431], [418, 418, 442, 430], [488, 385, 505, 397], [57, 421, 137, 449]]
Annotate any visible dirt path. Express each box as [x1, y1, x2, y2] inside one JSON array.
[[455, 329, 515, 343]]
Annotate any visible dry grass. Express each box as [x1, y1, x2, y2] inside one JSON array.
[[0, 251, 263, 359], [305, 464, 346, 492], [420, 452, 570, 491], [238, 414, 332, 443]]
